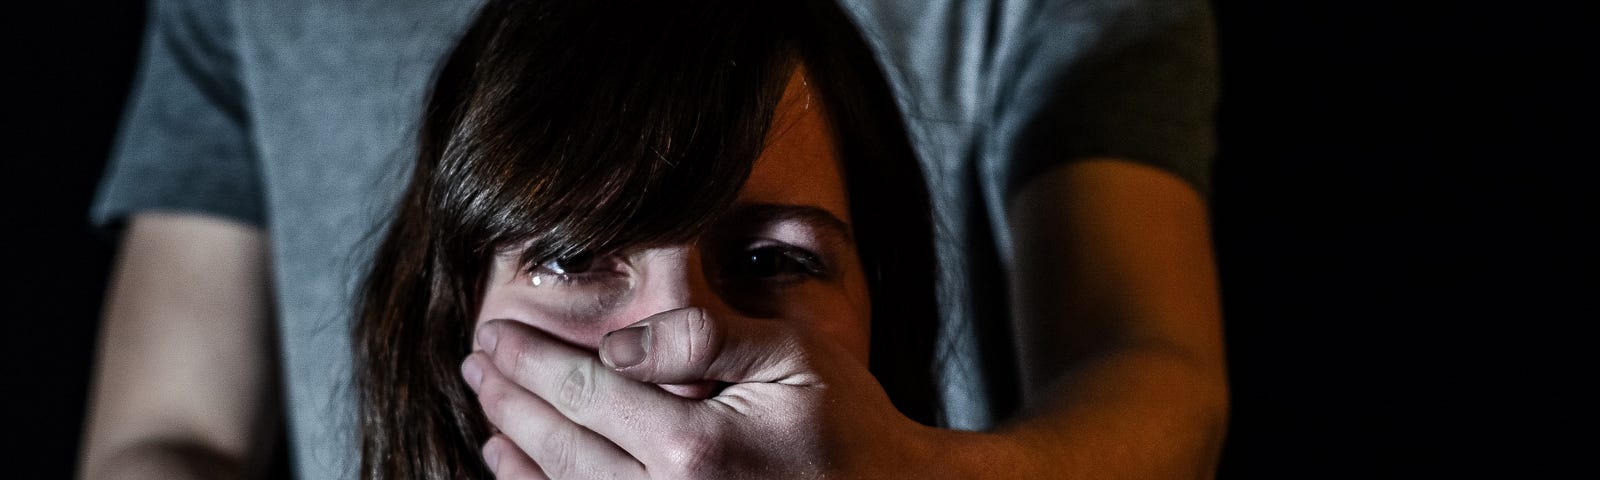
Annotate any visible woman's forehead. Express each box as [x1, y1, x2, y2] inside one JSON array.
[[740, 67, 854, 225]]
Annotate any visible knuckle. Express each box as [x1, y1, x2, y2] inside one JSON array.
[[535, 425, 579, 479], [784, 328, 826, 368], [661, 441, 710, 476], [476, 377, 509, 422], [487, 320, 522, 353], [658, 426, 723, 476], [556, 361, 599, 411], [681, 308, 722, 368], [503, 337, 539, 379]]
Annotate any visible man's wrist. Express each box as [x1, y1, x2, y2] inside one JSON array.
[[916, 426, 1047, 480]]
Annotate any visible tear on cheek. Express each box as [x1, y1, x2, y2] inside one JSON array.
[[658, 380, 728, 400]]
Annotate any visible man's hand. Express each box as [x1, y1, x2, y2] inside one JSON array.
[[460, 307, 938, 479], [457, 159, 1229, 480]]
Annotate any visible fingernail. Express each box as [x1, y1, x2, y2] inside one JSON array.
[[461, 356, 484, 391], [482, 438, 501, 470], [601, 324, 649, 369], [477, 323, 500, 352]]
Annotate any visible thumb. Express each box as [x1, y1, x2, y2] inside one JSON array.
[[598, 307, 824, 386]]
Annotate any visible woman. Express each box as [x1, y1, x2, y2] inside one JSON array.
[[355, 0, 942, 477]]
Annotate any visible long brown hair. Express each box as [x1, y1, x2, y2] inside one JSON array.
[[354, 1, 940, 477]]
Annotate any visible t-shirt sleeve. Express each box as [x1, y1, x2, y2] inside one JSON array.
[[91, 0, 263, 230], [990, 0, 1219, 199]]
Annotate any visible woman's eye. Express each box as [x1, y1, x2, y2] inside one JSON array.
[[711, 243, 830, 317], [539, 251, 596, 275], [725, 245, 825, 281], [526, 251, 624, 287]]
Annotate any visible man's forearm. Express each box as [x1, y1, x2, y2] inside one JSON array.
[[83, 440, 247, 480], [974, 159, 1229, 479], [930, 342, 1228, 479], [77, 214, 275, 480]]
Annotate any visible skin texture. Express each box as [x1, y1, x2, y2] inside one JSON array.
[[936, 159, 1230, 479], [466, 76, 1228, 478], [472, 69, 873, 398], [77, 214, 277, 480], [76, 81, 1225, 480], [463, 71, 932, 478]]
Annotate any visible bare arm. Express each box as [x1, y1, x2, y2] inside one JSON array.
[[464, 158, 1232, 479], [939, 159, 1229, 479], [78, 213, 276, 480]]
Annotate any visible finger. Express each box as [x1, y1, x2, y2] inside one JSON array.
[[599, 307, 838, 386], [475, 320, 700, 465], [482, 434, 547, 480], [464, 352, 645, 479]]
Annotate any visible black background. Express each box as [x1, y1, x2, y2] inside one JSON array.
[[3, 1, 1591, 478]]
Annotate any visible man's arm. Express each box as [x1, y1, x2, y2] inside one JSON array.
[[78, 213, 276, 480], [463, 158, 1232, 480], [942, 158, 1229, 479]]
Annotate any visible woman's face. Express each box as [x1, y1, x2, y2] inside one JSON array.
[[475, 70, 871, 398]]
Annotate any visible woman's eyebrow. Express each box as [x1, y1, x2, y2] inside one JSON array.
[[719, 202, 853, 243]]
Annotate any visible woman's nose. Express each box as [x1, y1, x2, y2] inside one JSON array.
[[623, 246, 730, 400], [628, 246, 730, 319]]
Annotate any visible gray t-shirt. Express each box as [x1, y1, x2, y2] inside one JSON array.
[[838, 0, 1217, 429], [93, 1, 1215, 478]]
